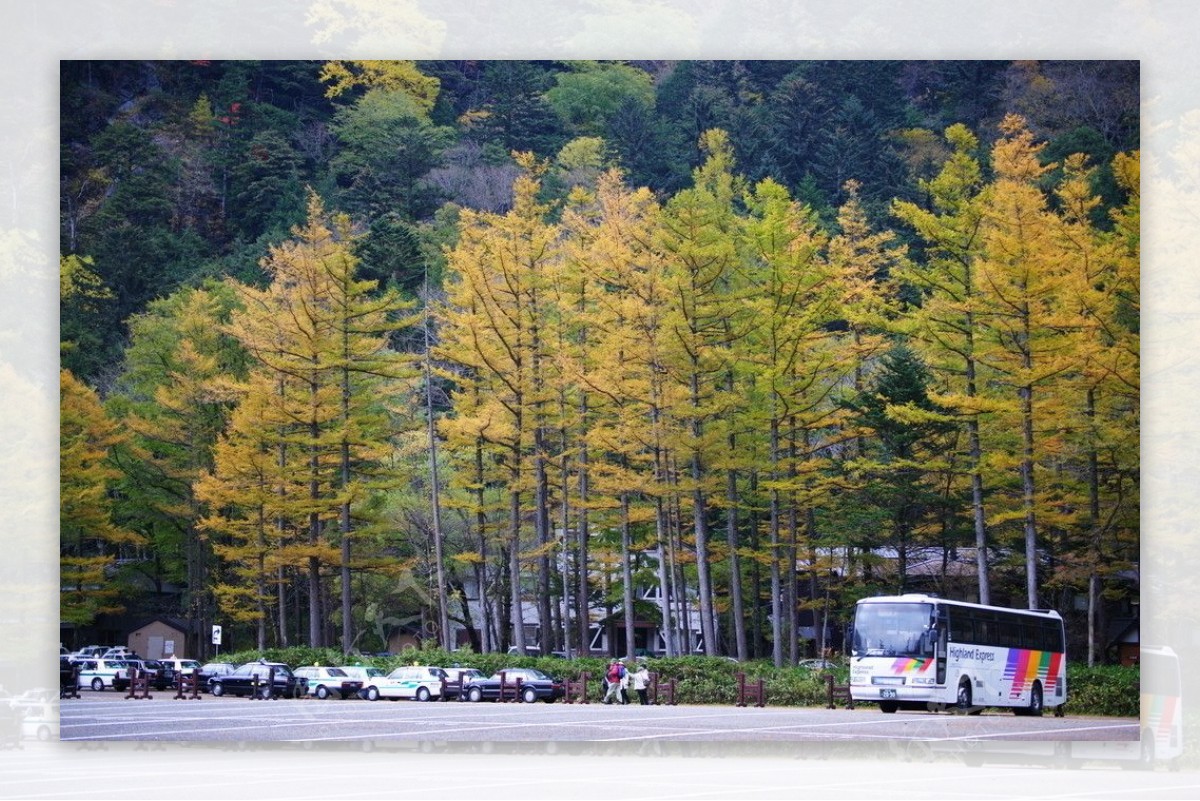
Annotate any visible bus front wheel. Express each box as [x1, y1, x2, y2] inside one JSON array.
[[955, 681, 984, 714]]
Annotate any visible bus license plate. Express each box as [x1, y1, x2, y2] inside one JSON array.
[[880, 689, 897, 699]]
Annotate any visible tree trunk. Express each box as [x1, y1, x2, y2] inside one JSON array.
[[689, 370, 717, 656], [425, 309, 451, 651], [509, 484, 526, 652], [965, 336, 990, 605], [576, 430, 591, 656], [769, 417, 783, 667], [1020, 382, 1038, 609], [621, 492, 636, 660]]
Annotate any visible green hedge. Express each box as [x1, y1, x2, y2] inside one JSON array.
[[221, 645, 1137, 716], [1063, 663, 1139, 717]]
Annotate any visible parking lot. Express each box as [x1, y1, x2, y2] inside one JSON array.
[[7, 697, 1191, 801], [59, 693, 1138, 745]]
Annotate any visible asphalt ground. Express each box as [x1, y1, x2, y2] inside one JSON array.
[[0, 697, 1189, 800], [2, 702, 1197, 801], [59, 692, 1138, 745]]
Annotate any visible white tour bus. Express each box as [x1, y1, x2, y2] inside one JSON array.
[[850, 593, 1066, 715]]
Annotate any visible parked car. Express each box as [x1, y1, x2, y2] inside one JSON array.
[[359, 665, 447, 702], [76, 658, 130, 691], [100, 647, 137, 661], [209, 661, 302, 699], [66, 645, 107, 662], [157, 658, 204, 690], [113, 658, 172, 691], [464, 667, 564, 703], [797, 658, 838, 671], [439, 667, 485, 701], [337, 665, 386, 699], [506, 646, 567, 658], [292, 666, 363, 700], [13, 700, 57, 741], [164, 657, 204, 674], [199, 661, 238, 692]]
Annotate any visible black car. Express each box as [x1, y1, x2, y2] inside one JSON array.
[[209, 661, 303, 699], [464, 667, 564, 704], [198, 661, 238, 692], [113, 659, 171, 692]]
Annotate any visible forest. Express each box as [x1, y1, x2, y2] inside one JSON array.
[[59, 60, 1139, 666]]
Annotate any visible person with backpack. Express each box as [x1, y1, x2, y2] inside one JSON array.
[[603, 660, 625, 705]]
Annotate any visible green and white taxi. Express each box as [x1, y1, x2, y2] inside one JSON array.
[[361, 665, 448, 701]]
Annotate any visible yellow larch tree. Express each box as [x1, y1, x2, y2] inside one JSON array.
[[438, 154, 561, 653], [61, 369, 142, 627], [974, 115, 1082, 609]]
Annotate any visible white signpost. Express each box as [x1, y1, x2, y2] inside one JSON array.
[[212, 624, 222, 656]]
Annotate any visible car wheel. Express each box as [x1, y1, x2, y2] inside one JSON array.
[[259, 684, 273, 700], [416, 686, 431, 702], [211, 682, 224, 697], [366, 686, 379, 701], [522, 686, 538, 704], [91, 678, 104, 692], [316, 685, 329, 699], [468, 686, 483, 703]]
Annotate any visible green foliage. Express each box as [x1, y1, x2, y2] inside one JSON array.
[[207, 647, 1136, 717], [1064, 663, 1139, 717], [329, 88, 454, 219], [544, 62, 655, 137]]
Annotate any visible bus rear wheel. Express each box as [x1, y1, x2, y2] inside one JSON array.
[[879, 700, 899, 713], [1014, 681, 1043, 717], [1029, 682, 1044, 716]]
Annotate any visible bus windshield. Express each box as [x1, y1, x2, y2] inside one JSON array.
[[853, 602, 934, 658]]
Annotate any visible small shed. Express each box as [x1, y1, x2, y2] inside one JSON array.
[[385, 624, 425, 655], [127, 617, 190, 659], [1108, 618, 1140, 667]]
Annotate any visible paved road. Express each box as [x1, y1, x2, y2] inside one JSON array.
[[4, 697, 1191, 801], [60, 693, 1137, 745]]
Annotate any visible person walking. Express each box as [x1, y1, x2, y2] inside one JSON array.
[[603, 660, 623, 705], [632, 663, 650, 705], [619, 661, 632, 705]]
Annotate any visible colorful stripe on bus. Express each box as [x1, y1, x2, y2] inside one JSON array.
[[1002, 649, 1063, 698], [888, 657, 934, 675], [1143, 692, 1179, 740]]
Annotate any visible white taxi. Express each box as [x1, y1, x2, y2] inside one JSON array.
[[360, 665, 447, 701]]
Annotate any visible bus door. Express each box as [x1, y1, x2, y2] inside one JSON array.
[[933, 605, 948, 685]]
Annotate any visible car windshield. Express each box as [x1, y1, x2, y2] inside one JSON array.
[[852, 602, 934, 658]]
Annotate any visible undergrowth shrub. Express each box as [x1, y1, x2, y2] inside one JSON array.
[[219, 646, 1136, 715]]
